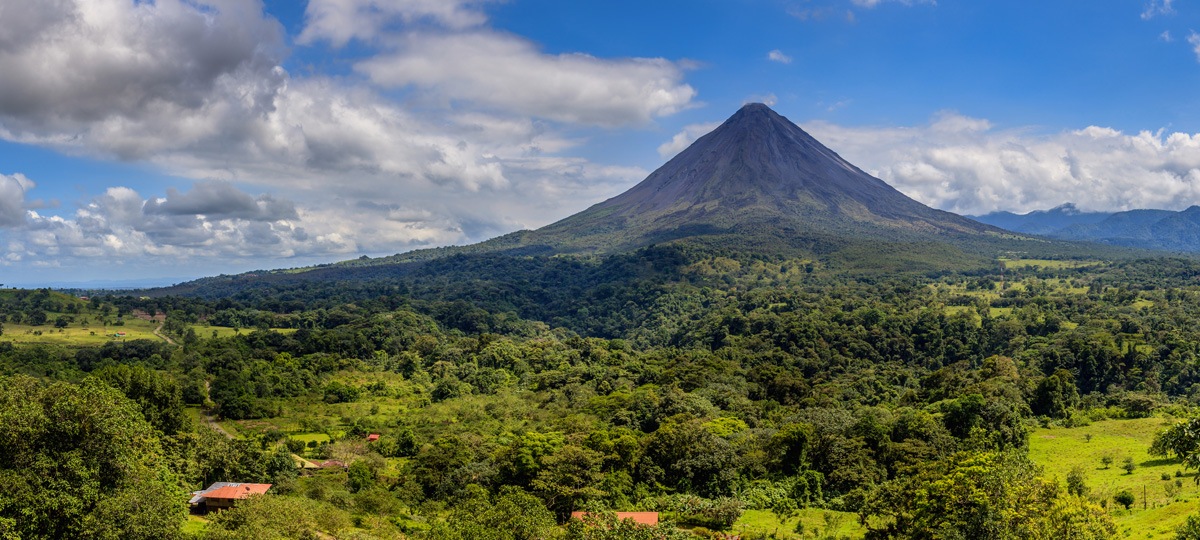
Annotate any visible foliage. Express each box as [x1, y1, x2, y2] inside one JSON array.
[[200, 494, 351, 540], [563, 511, 691, 540], [0, 375, 184, 540], [860, 451, 1116, 539], [1177, 514, 1200, 540], [1114, 490, 1135, 510], [1152, 418, 1200, 472], [422, 486, 559, 540]]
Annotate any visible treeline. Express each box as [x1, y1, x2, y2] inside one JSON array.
[[11, 250, 1200, 537]]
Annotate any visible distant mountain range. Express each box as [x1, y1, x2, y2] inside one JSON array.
[[970, 203, 1200, 252]]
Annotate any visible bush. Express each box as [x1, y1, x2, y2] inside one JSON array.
[[1114, 490, 1135, 510], [1066, 466, 1088, 497], [323, 381, 361, 404]]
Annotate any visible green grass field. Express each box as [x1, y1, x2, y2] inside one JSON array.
[[192, 325, 297, 339], [733, 508, 864, 539], [1029, 416, 1200, 539], [0, 317, 160, 345], [1, 317, 294, 347], [181, 515, 208, 535], [1002, 258, 1099, 270]]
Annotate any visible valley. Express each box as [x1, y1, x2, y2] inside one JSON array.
[[5, 104, 1200, 540]]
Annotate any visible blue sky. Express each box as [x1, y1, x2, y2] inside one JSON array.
[[1, 0, 1199, 286]]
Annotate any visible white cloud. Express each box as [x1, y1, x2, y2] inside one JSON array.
[[745, 93, 779, 107], [1190, 32, 1200, 62], [1162, 30, 1174, 42], [298, 0, 495, 46], [851, 0, 936, 7], [768, 49, 793, 64], [0, 0, 693, 280], [356, 31, 696, 126], [804, 112, 1200, 215], [1141, 0, 1175, 20], [0, 0, 286, 159], [658, 122, 722, 158], [12, 182, 330, 260], [0, 173, 34, 227]]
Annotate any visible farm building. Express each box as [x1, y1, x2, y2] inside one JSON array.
[[188, 482, 271, 512]]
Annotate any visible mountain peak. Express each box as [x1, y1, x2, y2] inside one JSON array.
[[732, 101, 782, 119], [506, 103, 999, 254]]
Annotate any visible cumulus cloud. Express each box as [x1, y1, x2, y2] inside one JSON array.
[[658, 122, 721, 158], [0, 0, 692, 280], [768, 49, 793, 64], [298, 0, 495, 46], [803, 112, 1200, 215], [356, 31, 696, 126], [144, 181, 298, 221], [6, 180, 360, 266], [0, 173, 33, 227], [0, 0, 686, 188], [0, 0, 286, 158]]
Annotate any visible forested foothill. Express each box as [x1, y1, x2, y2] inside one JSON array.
[[11, 248, 1200, 538]]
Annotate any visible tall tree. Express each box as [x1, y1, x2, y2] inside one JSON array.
[[0, 375, 184, 539]]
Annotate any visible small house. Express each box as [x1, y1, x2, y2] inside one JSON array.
[[189, 482, 271, 512], [366, 433, 380, 442]]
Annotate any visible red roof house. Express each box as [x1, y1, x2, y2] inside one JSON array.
[[366, 433, 380, 442], [570, 512, 660, 526], [189, 482, 271, 511]]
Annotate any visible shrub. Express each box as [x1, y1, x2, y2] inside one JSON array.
[[1114, 490, 1135, 510]]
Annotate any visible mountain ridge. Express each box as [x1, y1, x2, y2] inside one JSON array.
[[971, 204, 1200, 252]]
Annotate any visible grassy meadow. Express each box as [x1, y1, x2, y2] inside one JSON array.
[[1029, 416, 1198, 539]]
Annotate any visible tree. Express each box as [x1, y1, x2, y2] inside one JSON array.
[[532, 444, 606, 520], [1032, 369, 1079, 419], [202, 493, 351, 540], [425, 486, 559, 540], [1122, 457, 1136, 475], [0, 375, 184, 539], [861, 451, 1116, 539], [770, 422, 815, 475], [93, 364, 187, 435], [1114, 490, 1135, 510], [1176, 514, 1200, 540], [564, 511, 692, 540], [1066, 466, 1089, 497], [1152, 418, 1200, 474], [26, 309, 47, 326], [347, 460, 375, 493]]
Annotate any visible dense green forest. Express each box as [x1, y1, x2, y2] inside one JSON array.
[[10, 249, 1200, 538]]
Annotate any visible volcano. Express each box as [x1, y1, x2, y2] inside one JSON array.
[[494, 102, 1002, 255]]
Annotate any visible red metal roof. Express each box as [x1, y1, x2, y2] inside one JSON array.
[[203, 483, 271, 500], [570, 512, 659, 526]]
